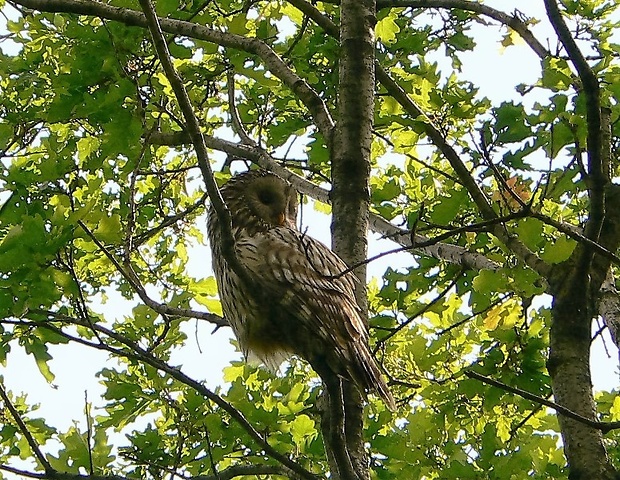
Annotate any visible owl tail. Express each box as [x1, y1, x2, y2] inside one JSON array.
[[353, 346, 397, 411]]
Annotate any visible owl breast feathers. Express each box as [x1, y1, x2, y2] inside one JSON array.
[[207, 169, 395, 410]]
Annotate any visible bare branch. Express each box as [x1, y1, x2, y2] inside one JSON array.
[[148, 130, 501, 271], [0, 463, 296, 480], [84, 391, 94, 476], [369, 210, 500, 271], [376, 0, 548, 59], [465, 371, 620, 434], [125, 127, 152, 257], [531, 211, 620, 268], [0, 464, 129, 480]]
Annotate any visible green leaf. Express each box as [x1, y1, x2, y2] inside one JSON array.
[[493, 102, 532, 143], [95, 215, 123, 243], [376, 16, 400, 44], [540, 235, 577, 264], [430, 189, 466, 224], [515, 218, 545, 250], [472, 270, 507, 295], [290, 414, 317, 446], [47, 427, 91, 473], [541, 57, 574, 91], [22, 337, 55, 383]]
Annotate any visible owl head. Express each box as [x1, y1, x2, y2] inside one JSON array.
[[220, 170, 299, 230]]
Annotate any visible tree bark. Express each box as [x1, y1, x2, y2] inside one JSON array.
[[548, 273, 616, 480], [545, 82, 618, 480], [331, 0, 375, 302], [327, 0, 376, 479]]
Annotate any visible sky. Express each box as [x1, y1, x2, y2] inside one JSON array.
[[0, 0, 619, 468]]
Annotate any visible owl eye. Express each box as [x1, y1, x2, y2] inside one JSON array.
[[257, 189, 276, 205]]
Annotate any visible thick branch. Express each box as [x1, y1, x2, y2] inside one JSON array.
[[327, 1, 378, 479], [0, 464, 128, 480], [548, 272, 615, 478], [287, 0, 339, 37], [376, 0, 548, 59], [0, 456, 297, 480], [544, 0, 605, 248], [148, 131, 500, 270], [9, 0, 335, 137]]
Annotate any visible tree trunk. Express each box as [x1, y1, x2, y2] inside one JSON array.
[[327, 0, 376, 479], [331, 0, 375, 301], [548, 277, 616, 480]]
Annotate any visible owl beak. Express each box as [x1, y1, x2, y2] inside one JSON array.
[[276, 212, 287, 226]]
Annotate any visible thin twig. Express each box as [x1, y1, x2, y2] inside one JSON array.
[[226, 70, 255, 146], [76, 221, 227, 328], [438, 293, 513, 335], [377, 270, 463, 347], [85, 391, 94, 475], [0, 381, 54, 473], [10, 315, 320, 480], [125, 125, 153, 258], [132, 191, 209, 248], [531, 211, 620, 267], [203, 426, 219, 479]]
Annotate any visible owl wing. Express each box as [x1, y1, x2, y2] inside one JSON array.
[[234, 227, 368, 361], [235, 226, 396, 410]]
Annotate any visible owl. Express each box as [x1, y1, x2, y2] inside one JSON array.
[[207, 169, 395, 410]]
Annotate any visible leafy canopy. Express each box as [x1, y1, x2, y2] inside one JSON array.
[[0, 0, 619, 479]]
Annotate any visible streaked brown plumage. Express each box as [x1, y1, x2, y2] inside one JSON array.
[[207, 169, 395, 410]]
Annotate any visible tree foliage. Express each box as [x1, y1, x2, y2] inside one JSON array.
[[1, 0, 620, 479]]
